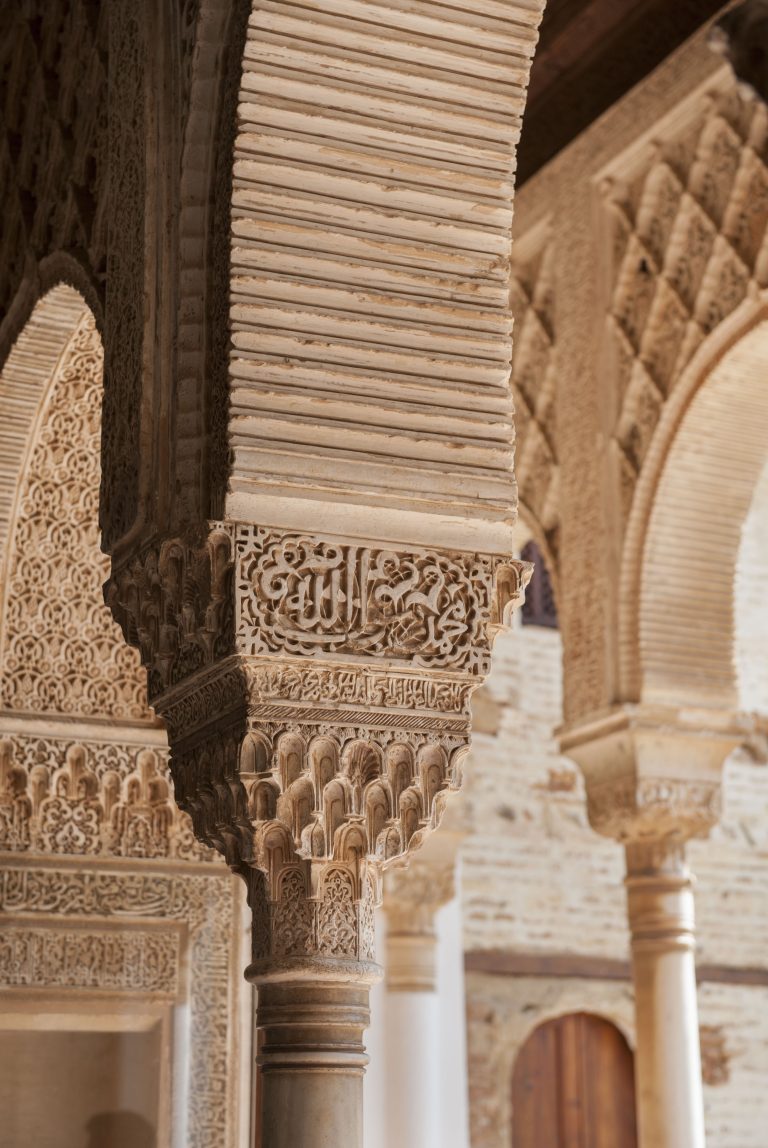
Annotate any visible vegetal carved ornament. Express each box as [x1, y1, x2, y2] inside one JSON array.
[[108, 524, 530, 968]]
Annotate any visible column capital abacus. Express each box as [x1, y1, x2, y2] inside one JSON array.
[[560, 703, 751, 845]]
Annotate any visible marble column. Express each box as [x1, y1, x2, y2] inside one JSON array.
[[383, 853, 458, 1148], [255, 971, 375, 1148], [625, 840, 705, 1148], [563, 708, 747, 1148]]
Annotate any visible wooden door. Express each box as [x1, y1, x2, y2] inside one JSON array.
[[511, 1012, 638, 1148]]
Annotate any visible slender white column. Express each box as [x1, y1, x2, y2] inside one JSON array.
[[382, 855, 457, 1148], [625, 841, 706, 1148], [385, 979, 441, 1148]]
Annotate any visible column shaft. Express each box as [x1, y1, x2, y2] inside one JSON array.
[[385, 931, 441, 1148], [256, 980, 370, 1148], [625, 842, 706, 1148]]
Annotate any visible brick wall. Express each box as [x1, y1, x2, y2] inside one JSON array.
[[461, 621, 768, 1147]]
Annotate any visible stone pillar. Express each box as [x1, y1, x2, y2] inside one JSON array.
[[563, 708, 748, 1148], [256, 972, 373, 1148], [625, 840, 705, 1148], [107, 530, 529, 1147], [98, 0, 546, 1138], [383, 853, 458, 1148]]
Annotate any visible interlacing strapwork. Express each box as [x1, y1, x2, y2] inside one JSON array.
[[605, 86, 768, 516]]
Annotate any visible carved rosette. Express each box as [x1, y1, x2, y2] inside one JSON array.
[[108, 523, 529, 972]]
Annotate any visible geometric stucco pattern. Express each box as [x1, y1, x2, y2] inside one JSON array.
[[0, 296, 240, 1148], [0, 864, 241, 1148], [0, 311, 148, 720], [604, 84, 768, 520], [509, 226, 560, 568]]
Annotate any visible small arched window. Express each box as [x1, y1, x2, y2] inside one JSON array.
[[520, 540, 558, 629]]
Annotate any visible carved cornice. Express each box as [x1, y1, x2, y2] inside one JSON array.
[[0, 734, 211, 862]]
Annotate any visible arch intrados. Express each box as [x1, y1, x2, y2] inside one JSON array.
[[0, 255, 103, 377], [515, 1008, 634, 1053], [619, 294, 768, 708]]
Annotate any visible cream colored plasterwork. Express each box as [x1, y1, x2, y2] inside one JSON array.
[[0, 311, 148, 720], [0, 863, 241, 1148], [0, 306, 245, 1148]]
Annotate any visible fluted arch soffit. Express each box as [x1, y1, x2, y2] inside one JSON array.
[[620, 301, 768, 712]]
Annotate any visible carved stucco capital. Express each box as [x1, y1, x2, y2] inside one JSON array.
[[383, 850, 459, 992], [561, 705, 751, 845], [106, 522, 530, 972]]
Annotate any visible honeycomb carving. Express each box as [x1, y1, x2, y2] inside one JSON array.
[[604, 87, 768, 516]]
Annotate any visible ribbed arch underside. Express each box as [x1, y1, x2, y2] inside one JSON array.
[[228, 0, 545, 551], [640, 320, 768, 709]]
